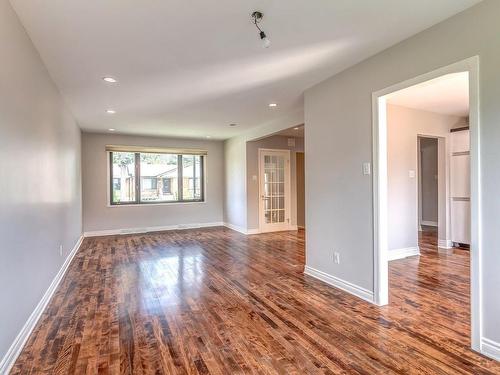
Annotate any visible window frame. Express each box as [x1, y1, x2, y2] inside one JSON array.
[[108, 151, 205, 206]]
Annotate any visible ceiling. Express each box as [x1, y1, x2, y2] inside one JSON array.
[[387, 72, 469, 116], [10, 0, 480, 139], [275, 125, 304, 138]]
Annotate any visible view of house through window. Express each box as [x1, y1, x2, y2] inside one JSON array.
[[110, 151, 204, 204]]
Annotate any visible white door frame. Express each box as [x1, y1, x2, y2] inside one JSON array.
[[258, 148, 292, 233], [372, 56, 481, 351]]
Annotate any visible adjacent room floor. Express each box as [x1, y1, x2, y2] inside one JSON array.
[[11, 228, 500, 374]]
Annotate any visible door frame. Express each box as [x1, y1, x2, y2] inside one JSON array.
[[371, 56, 481, 351], [258, 148, 292, 233], [417, 135, 449, 243]]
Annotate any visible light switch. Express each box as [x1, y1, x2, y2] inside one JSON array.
[[363, 162, 371, 175], [409, 170, 416, 178]]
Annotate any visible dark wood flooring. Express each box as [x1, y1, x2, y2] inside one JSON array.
[[10, 227, 500, 374]]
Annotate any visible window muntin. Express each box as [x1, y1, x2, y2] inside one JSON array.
[[110, 151, 204, 205]]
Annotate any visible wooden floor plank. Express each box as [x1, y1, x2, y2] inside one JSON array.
[[10, 227, 500, 374]]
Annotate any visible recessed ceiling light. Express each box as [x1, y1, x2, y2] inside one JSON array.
[[106, 109, 116, 114], [206, 135, 211, 139], [268, 103, 277, 107], [108, 128, 115, 132], [102, 77, 118, 83], [294, 127, 300, 130]]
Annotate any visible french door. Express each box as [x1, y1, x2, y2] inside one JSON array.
[[259, 149, 291, 232]]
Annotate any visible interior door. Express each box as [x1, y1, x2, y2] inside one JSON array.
[[259, 149, 291, 232]]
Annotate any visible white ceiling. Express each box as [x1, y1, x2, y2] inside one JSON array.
[[387, 72, 469, 116], [10, 0, 480, 139], [275, 125, 304, 138]]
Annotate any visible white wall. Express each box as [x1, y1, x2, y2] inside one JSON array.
[[0, 0, 82, 363], [82, 132, 224, 233], [246, 135, 304, 230], [223, 136, 248, 231], [387, 105, 461, 251], [305, 0, 500, 348]]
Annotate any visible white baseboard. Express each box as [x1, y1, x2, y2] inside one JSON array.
[[388, 247, 420, 261], [0, 235, 84, 375], [438, 239, 454, 249], [84, 222, 224, 237], [223, 222, 250, 234], [421, 220, 438, 227], [304, 265, 374, 303], [481, 337, 500, 361], [247, 228, 261, 235]]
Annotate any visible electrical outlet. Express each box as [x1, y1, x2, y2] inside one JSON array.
[[59, 245, 63, 256], [333, 252, 340, 264]]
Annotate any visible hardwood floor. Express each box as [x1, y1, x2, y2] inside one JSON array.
[[11, 227, 500, 374]]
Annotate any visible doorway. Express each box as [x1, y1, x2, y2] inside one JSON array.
[[372, 57, 480, 351], [258, 149, 291, 232]]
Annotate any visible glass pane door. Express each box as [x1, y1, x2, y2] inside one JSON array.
[[263, 154, 286, 224]]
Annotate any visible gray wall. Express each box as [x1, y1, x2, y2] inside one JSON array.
[[305, 0, 500, 345], [82, 133, 224, 232], [0, 0, 82, 362], [420, 137, 438, 224], [246, 135, 304, 230]]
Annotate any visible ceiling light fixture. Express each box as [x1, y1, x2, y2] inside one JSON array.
[[294, 127, 300, 130], [229, 123, 237, 127], [108, 128, 115, 132], [251, 11, 271, 48], [106, 109, 116, 114], [102, 77, 118, 83], [268, 103, 277, 107], [206, 135, 212, 139]]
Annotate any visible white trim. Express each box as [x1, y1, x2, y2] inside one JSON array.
[[438, 239, 454, 249], [0, 236, 84, 375], [223, 224, 298, 235], [388, 247, 420, 261], [372, 56, 482, 352], [481, 338, 500, 362], [84, 222, 223, 237], [421, 220, 438, 227], [304, 266, 374, 303], [223, 222, 249, 234]]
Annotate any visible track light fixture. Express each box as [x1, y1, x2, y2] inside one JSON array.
[[251, 11, 271, 48]]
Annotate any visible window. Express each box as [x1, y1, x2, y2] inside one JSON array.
[[110, 151, 204, 205]]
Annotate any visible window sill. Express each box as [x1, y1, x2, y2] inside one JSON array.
[[107, 201, 206, 208]]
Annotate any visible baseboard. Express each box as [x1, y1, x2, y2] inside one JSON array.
[[84, 222, 224, 237], [438, 239, 454, 249], [304, 265, 374, 303], [421, 220, 438, 227], [0, 235, 84, 375], [481, 337, 500, 361], [246, 228, 261, 235], [388, 247, 420, 261], [223, 222, 250, 234]]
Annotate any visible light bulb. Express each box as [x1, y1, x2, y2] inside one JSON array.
[[260, 31, 271, 48]]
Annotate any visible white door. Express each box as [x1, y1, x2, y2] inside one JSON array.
[[259, 149, 291, 232]]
